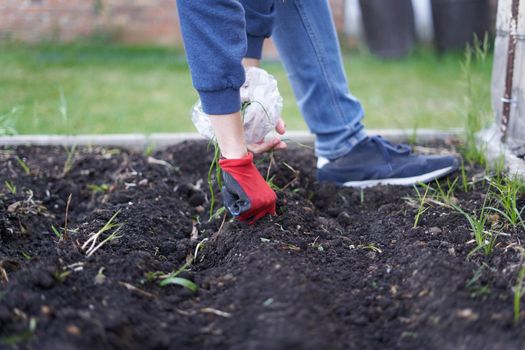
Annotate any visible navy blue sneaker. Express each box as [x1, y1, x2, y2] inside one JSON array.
[[317, 135, 460, 187]]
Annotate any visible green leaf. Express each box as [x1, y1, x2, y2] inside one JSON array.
[[159, 277, 198, 293], [51, 225, 62, 238]]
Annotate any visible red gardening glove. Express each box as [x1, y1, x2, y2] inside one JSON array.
[[219, 152, 277, 224]]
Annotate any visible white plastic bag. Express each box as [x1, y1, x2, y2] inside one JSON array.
[[191, 67, 283, 144]]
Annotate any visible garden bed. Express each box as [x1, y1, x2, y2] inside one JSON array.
[[1, 141, 525, 349]]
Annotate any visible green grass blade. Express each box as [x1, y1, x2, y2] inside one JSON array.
[[159, 276, 198, 293]]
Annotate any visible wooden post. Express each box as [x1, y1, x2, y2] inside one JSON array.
[[481, 0, 525, 175]]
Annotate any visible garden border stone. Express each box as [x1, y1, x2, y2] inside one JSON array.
[[0, 129, 462, 151]]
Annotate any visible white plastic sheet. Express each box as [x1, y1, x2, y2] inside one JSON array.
[[192, 67, 283, 144]]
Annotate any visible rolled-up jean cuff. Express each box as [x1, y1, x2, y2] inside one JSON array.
[[199, 88, 241, 115], [246, 35, 265, 59]]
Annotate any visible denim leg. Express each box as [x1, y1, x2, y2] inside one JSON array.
[[272, 0, 367, 160]]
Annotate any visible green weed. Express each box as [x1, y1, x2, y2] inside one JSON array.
[[87, 183, 110, 194], [62, 144, 77, 176], [15, 156, 30, 175], [207, 140, 222, 221], [451, 190, 496, 257], [413, 184, 430, 228], [51, 225, 62, 238], [4, 180, 16, 194], [53, 270, 71, 283], [159, 238, 208, 293], [460, 161, 470, 192], [81, 210, 124, 256], [486, 177, 525, 229]]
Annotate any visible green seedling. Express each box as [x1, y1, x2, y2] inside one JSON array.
[[360, 189, 365, 204], [81, 210, 124, 256], [451, 190, 495, 257], [87, 183, 110, 194], [460, 161, 470, 192], [159, 238, 208, 293], [62, 144, 77, 176], [15, 156, 30, 175], [21, 252, 32, 260], [4, 180, 16, 194], [360, 243, 382, 254], [51, 225, 62, 238], [426, 177, 459, 207], [514, 263, 525, 325], [143, 271, 164, 284], [486, 177, 525, 229], [413, 184, 430, 228], [266, 175, 281, 191], [210, 206, 226, 221], [159, 276, 198, 293], [144, 142, 155, 157], [207, 140, 222, 220], [53, 270, 71, 283]]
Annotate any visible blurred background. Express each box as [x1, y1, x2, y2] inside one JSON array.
[[0, 0, 496, 135]]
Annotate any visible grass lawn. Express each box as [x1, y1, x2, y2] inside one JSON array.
[[0, 43, 492, 135]]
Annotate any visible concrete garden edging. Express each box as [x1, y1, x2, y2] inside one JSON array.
[[0, 129, 463, 151]]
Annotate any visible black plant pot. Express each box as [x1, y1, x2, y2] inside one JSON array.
[[359, 0, 416, 59], [431, 0, 490, 52]]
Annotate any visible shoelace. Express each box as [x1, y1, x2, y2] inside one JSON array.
[[370, 135, 411, 171]]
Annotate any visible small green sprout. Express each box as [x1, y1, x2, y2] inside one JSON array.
[[207, 140, 222, 220], [144, 142, 155, 157], [159, 238, 208, 293], [210, 206, 226, 221], [81, 210, 124, 257], [486, 177, 525, 229], [51, 225, 62, 238], [460, 161, 470, 192], [360, 243, 382, 254], [53, 270, 71, 283], [87, 183, 110, 194], [62, 144, 77, 176], [4, 180, 16, 194], [451, 190, 495, 257], [15, 156, 30, 175], [159, 276, 198, 293], [413, 184, 430, 228]]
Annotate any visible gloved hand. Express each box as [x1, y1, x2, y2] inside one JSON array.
[[219, 152, 277, 224]]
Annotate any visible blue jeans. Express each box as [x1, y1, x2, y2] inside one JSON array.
[[177, 0, 366, 160], [272, 0, 367, 160]]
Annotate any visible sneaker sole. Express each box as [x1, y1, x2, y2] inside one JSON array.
[[341, 166, 457, 188]]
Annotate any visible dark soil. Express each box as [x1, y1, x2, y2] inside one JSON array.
[[1, 141, 525, 350]]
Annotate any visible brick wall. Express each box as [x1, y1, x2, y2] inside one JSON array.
[[0, 0, 345, 45]]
